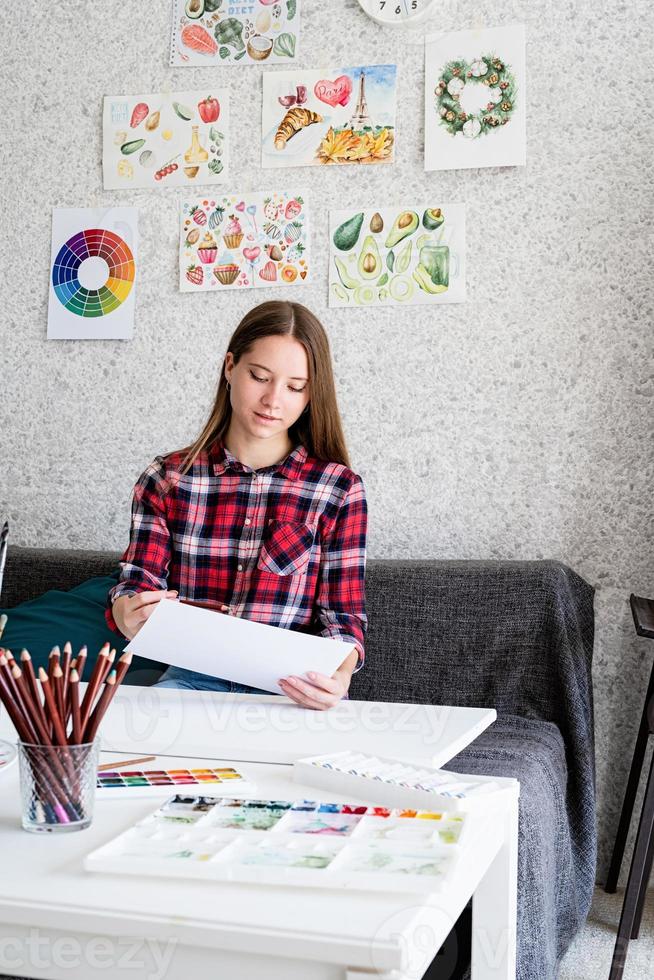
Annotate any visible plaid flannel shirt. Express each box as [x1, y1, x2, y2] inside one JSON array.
[[106, 442, 367, 668]]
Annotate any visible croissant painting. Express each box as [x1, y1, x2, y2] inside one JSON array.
[[274, 107, 323, 150]]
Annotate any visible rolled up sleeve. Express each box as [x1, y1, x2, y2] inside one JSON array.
[[315, 474, 368, 670], [105, 458, 172, 634]]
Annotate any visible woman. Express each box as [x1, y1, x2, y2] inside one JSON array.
[[107, 301, 367, 710]]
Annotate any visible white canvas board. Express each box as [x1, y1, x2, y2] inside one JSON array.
[[424, 24, 526, 171], [47, 207, 138, 340], [170, 0, 301, 66], [125, 598, 355, 694], [262, 65, 397, 168], [103, 91, 229, 189], [329, 203, 465, 308]]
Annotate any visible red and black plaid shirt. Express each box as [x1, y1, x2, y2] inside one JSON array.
[[106, 442, 367, 667]]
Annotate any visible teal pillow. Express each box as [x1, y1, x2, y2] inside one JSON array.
[[0, 575, 166, 685]]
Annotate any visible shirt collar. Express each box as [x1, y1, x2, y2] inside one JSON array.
[[210, 441, 308, 480]]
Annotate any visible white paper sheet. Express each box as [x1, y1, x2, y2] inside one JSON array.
[[125, 599, 355, 694]]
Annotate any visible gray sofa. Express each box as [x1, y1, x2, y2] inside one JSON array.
[[2, 549, 596, 980]]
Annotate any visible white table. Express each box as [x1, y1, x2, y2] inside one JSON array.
[[0, 693, 518, 980]]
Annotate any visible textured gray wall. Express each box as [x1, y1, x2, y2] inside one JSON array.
[[1, 1, 653, 880]]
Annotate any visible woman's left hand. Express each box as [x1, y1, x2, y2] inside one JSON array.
[[278, 669, 350, 710]]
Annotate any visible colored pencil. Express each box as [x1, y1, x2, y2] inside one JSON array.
[[0, 613, 8, 641], [2, 664, 37, 744], [100, 648, 116, 685], [52, 663, 66, 726], [75, 646, 87, 685], [13, 665, 51, 746], [38, 669, 69, 750], [69, 669, 82, 746], [79, 643, 110, 732], [48, 646, 61, 675], [114, 650, 133, 687], [60, 641, 72, 709], [20, 650, 41, 712], [97, 754, 156, 772], [0, 653, 32, 727], [83, 671, 118, 743]]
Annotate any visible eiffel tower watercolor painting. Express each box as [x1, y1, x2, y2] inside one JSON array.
[[262, 64, 397, 168]]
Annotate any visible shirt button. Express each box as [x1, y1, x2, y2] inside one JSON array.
[[244, 518, 251, 526], [237, 564, 243, 572]]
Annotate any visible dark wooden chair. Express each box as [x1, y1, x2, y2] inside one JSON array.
[[605, 594, 654, 980]]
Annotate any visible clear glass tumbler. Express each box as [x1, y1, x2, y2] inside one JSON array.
[[18, 740, 100, 833]]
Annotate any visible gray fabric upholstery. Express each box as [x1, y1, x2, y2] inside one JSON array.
[[1, 549, 596, 980]]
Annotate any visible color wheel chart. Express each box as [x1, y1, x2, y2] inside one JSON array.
[[52, 229, 134, 318], [48, 208, 137, 340]]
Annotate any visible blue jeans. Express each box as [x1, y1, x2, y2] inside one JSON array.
[[153, 665, 275, 695]]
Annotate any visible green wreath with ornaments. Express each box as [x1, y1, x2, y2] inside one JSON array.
[[435, 54, 517, 138]]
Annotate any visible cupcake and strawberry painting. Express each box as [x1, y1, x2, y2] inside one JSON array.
[[180, 192, 309, 292]]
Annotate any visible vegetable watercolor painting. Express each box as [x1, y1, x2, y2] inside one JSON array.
[[179, 191, 310, 292], [328, 204, 465, 308], [103, 91, 229, 190], [262, 64, 397, 168], [170, 0, 301, 66]]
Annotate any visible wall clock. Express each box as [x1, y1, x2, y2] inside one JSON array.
[[356, 0, 438, 26]]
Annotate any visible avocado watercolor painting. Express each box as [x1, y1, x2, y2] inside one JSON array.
[[328, 204, 465, 308]]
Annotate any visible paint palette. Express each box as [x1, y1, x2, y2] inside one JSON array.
[[96, 766, 255, 798], [0, 740, 17, 776], [85, 796, 466, 892], [294, 751, 516, 813]]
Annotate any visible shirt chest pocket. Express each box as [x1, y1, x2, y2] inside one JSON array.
[[257, 520, 316, 576]]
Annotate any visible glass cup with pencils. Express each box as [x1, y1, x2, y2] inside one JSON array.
[[0, 640, 132, 833]]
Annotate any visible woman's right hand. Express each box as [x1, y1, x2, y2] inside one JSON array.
[[112, 590, 178, 640]]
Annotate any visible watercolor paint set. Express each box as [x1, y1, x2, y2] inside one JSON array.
[[293, 751, 513, 813], [84, 795, 466, 892], [96, 766, 256, 798]]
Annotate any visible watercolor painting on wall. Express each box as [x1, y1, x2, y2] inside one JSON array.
[[170, 0, 301, 66], [262, 64, 397, 168], [180, 191, 309, 292], [328, 204, 465, 308], [424, 24, 526, 171], [48, 207, 138, 340], [103, 91, 229, 189]]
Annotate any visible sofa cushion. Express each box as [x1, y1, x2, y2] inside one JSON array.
[[0, 574, 166, 685]]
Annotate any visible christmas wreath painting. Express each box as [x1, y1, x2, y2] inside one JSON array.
[[435, 55, 517, 138]]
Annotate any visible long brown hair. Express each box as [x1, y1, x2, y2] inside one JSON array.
[[181, 301, 351, 472]]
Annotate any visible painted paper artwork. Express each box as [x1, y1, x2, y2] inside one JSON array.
[[103, 91, 229, 189], [424, 25, 526, 171], [170, 0, 301, 66], [262, 64, 397, 168], [48, 208, 138, 340], [328, 204, 465, 308], [180, 191, 309, 292]]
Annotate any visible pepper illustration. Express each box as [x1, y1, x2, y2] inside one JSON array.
[[198, 95, 220, 124]]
